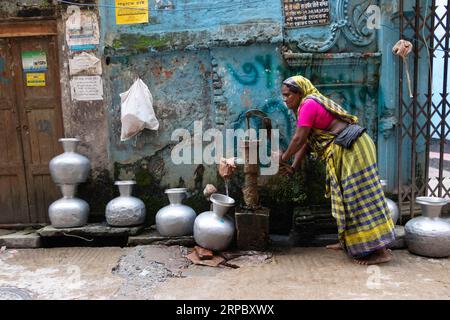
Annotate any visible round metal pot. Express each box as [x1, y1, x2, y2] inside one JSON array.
[[194, 193, 235, 251], [155, 188, 196, 236], [49, 184, 89, 228], [49, 138, 91, 185], [380, 180, 399, 224], [106, 181, 146, 227], [405, 196, 450, 258]]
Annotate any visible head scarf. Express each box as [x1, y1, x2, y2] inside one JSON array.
[[283, 75, 358, 124], [283, 75, 320, 103]]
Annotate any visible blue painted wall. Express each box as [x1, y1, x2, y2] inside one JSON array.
[[101, 0, 283, 34]]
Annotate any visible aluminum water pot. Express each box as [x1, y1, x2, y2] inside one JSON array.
[[156, 188, 196, 236], [106, 181, 146, 227], [49, 184, 89, 228], [49, 138, 91, 184], [405, 197, 450, 258], [380, 180, 399, 224], [194, 193, 235, 251]]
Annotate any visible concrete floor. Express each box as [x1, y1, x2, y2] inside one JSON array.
[[0, 245, 449, 300]]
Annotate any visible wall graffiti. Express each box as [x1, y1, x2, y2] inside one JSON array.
[[227, 62, 259, 86], [227, 54, 285, 89]]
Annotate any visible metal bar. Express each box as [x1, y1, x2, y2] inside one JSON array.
[[398, 0, 405, 223], [422, 0, 436, 196], [424, 0, 436, 197], [438, 0, 450, 197], [409, 0, 421, 218]]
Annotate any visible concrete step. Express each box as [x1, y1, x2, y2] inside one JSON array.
[[37, 222, 144, 238], [0, 229, 15, 237], [128, 227, 195, 247], [0, 229, 41, 248]]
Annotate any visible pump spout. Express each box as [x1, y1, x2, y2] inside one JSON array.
[[245, 109, 272, 141]]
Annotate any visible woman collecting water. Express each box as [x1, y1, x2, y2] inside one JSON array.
[[279, 75, 395, 265]]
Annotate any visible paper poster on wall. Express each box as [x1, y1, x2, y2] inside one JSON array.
[[66, 11, 100, 52], [115, 0, 149, 25], [22, 51, 47, 72], [70, 76, 103, 101], [69, 52, 102, 75], [283, 0, 330, 28], [26, 73, 46, 86]]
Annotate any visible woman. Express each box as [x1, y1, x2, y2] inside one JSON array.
[[280, 75, 395, 265]]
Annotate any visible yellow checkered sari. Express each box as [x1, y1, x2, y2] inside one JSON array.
[[288, 76, 395, 257]]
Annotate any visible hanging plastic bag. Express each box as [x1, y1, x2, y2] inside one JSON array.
[[120, 78, 159, 141]]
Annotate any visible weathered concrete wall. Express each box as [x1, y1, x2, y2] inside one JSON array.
[[101, 0, 283, 54], [211, 44, 293, 148], [105, 49, 214, 188], [57, 8, 110, 176]]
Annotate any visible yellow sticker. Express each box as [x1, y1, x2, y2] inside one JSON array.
[[115, 0, 149, 25], [26, 72, 46, 87]]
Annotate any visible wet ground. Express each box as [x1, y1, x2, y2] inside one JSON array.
[[0, 245, 449, 300]]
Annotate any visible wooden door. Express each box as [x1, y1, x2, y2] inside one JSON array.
[[0, 35, 63, 224], [0, 38, 30, 224]]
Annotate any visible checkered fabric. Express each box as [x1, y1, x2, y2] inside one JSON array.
[[327, 133, 396, 257]]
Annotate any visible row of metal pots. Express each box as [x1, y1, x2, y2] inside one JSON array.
[[48, 138, 450, 257]]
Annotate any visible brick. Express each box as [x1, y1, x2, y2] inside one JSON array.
[[195, 246, 214, 260], [235, 208, 270, 251]]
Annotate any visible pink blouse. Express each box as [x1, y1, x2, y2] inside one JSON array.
[[297, 98, 336, 130]]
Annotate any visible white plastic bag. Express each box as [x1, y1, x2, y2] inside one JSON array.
[[120, 78, 159, 141]]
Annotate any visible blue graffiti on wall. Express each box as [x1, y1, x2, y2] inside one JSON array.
[[227, 54, 280, 89]]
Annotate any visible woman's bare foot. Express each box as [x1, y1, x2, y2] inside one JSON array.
[[326, 243, 343, 250], [352, 248, 393, 265]]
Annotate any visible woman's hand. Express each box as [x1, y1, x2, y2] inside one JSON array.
[[279, 163, 295, 177]]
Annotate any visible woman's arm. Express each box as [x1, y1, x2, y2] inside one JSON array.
[[280, 144, 308, 177], [282, 126, 311, 162], [291, 144, 308, 171]]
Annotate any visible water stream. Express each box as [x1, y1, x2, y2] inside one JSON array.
[[224, 179, 229, 197]]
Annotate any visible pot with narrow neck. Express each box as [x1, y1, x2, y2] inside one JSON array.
[[405, 196, 450, 258], [106, 181, 146, 227], [48, 184, 89, 228], [49, 138, 91, 185], [155, 188, 196, 236], [380, 180, 399, 224], [194, 193, 235, 251]]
